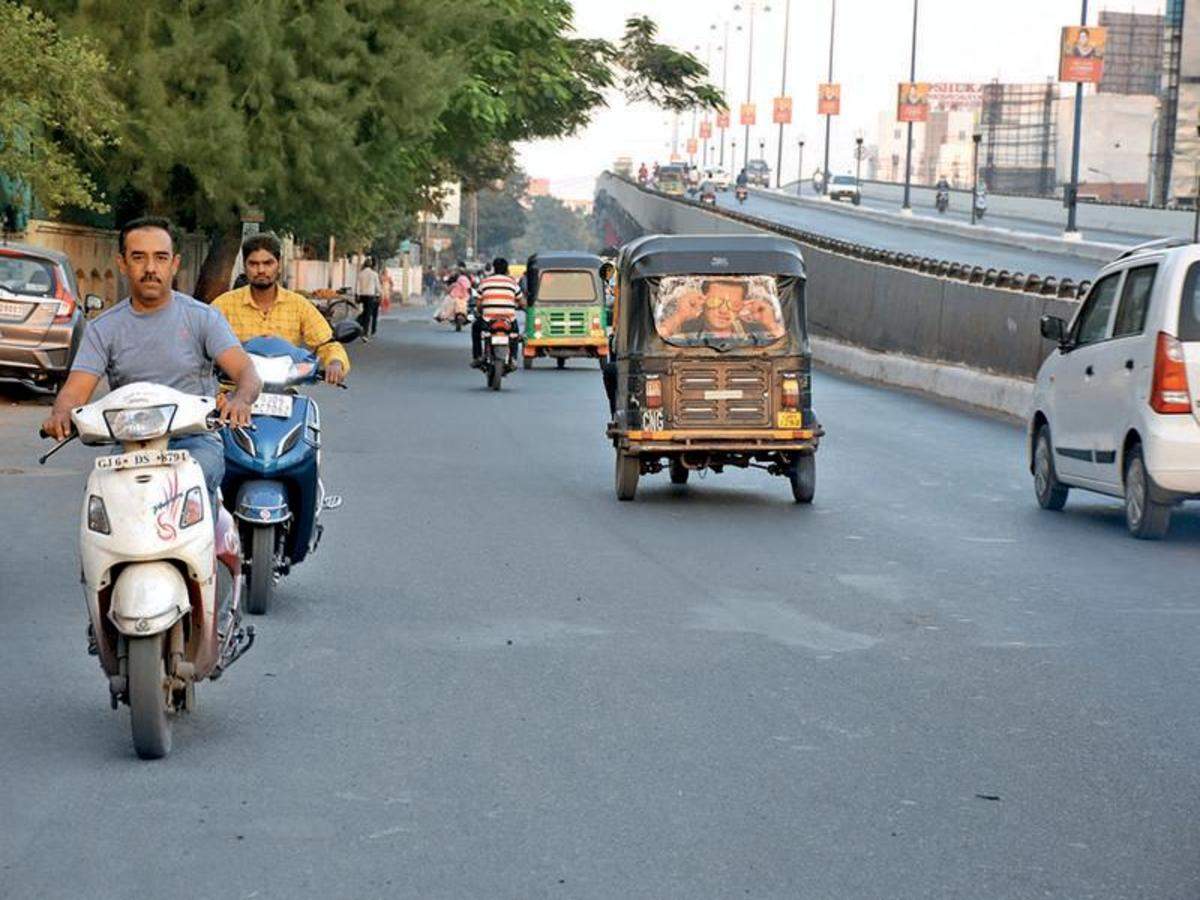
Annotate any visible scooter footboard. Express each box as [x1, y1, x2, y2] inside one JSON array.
[[109, 561, 190, 636], [234, 480, 291, 524]]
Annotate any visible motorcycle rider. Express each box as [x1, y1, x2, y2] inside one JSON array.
[[935, 176, 951, 210], [42, 217, 261, 509], [470, 257, 524, 369], [211, 232, 350, 385]]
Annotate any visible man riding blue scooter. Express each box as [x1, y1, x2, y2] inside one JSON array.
[[212, 233, 359, 613]]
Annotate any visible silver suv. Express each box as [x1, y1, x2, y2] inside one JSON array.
[[1030, 239, 1200, 538]]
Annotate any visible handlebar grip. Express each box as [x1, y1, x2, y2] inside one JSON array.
[[39, 428, 50, 439]]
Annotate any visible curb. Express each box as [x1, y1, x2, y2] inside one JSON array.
[[759, 188, 1125, 264], [811, 337, 1032, 423]]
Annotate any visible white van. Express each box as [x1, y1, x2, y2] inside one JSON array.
[[1030, 239, 1200, 538]]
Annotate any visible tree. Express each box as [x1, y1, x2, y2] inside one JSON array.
[[508, 197, 594, 260], [0, 2, 118, 215]]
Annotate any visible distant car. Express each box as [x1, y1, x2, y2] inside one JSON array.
[[0, 243, 95, 392], [705, 167, 731, 191], [828, 174, 861, 204], [1030, 239, 1200, 539], [698, 181, 718, 206], [744, 159, 771, 188]]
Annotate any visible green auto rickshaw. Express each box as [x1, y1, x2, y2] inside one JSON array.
[[523, 252, 609, 370]]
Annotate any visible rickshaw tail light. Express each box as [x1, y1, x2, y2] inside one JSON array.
[[645, 376, 662, 409], [781, 376, 801, 409]]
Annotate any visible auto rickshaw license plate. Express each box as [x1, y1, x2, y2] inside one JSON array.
[[252, 393, 294, 418], [776, 411, 803, 428]]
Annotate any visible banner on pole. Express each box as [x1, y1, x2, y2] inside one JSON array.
[[699, 120, 713, 139], [716, 109, 731, 129], [896, 82, 931, 123], [1059, 25, 1106, 83], [772, 96, 793, 125], [817, 83, 841, 116], [686, 137, 699, 155], [740, 103, 757, 126]]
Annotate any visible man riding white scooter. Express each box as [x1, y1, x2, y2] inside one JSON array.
[[41, 218, 261, 664]]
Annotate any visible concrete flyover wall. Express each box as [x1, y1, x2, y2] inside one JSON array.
[[596, 173, 1078, 385]]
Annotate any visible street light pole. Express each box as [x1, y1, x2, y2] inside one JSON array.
[[1065, 0, 1088, 235], [901, 0, 919, 211], [776, 0, 792, 188], [797, 139, 805, 192], [719, 19, 731, 168], [970, 131, 982, 225], [1194, 120, 1199, 243], [822, 0, 836, 195], [855, 134, 864, 190], [743, 2, 757, 174]]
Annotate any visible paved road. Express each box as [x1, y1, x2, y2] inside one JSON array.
[[714, 189, 1105, 283], [786, 181, 1159, 247], [3, 314, 1200, 898]]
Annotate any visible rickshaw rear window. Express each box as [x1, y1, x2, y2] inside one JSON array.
[[537, 271, 598, 303], [653, 275, 785, 348]]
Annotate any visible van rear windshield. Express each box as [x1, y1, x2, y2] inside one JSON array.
[[1179, 262, 1200, 342], [537, 271, 597, 303]]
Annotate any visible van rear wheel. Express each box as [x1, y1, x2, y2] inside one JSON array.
[[615, 451, 639, 501], [1124, 444, 1171, 540]]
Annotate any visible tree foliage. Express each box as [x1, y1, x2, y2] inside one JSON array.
[[0, 2, 118, 213]]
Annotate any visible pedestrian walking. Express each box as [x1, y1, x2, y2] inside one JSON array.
[[380, 266, 393, 314], [356, 258, 382, 342]]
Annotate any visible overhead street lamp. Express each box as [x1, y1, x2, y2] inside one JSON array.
[[971, 130, 983, 225], [901, 0, 919, 212], [822, 0, 837, 197], [854, 133, 864, 193]]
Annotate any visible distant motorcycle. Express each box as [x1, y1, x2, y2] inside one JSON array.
[[481, 316, 518, 391], [735, 185, 749, 204], [973, 190, 988, 221], [935, 190, 949, 214]]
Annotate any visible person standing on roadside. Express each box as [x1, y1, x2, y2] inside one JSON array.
[[356, 258, 382, 342]]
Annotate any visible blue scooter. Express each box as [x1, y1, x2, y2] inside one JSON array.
[[221, 322, 359, 614]]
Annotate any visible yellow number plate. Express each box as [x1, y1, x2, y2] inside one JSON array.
[[776, 411, 803, 428]]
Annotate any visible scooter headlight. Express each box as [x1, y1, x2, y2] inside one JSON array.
[[103, 405, 176, 441], [179, 486, 205, 529], [87, 495, 110, 534]]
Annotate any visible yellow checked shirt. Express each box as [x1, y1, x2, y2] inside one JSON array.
[[212, 286, 351, 375]]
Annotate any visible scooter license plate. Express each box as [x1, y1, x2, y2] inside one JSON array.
[[252, 393, 294, 418], [491, 336, 510, 346], [96, 449, 189, 471]]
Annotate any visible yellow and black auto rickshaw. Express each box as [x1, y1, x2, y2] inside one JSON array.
[[606, 234, 821, 502], [523, 252, 609, 369]]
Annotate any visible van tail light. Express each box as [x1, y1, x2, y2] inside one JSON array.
[[781, 374, 801, 410], [1150, 331, 1192, 415], [52, 281, 75, 324], [644, 375, 662, 409]]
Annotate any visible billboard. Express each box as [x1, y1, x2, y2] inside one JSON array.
[[740, 103, 757, 126], [817, 83, 841, 116], [896, 82, 931, 123], [772, 96, 793, 124], [686, 137, 699, 155], [927, 82, 983, 111], [1059, 25, 1107, 83], [699, 120, 713, 139], [717, 109, 731, 129]]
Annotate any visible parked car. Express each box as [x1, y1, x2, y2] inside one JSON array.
[[705, 167, 731, 191], [1030, 238, 1200, 539], [744, 159, 771, 188], [0, 243, 96, 392], [827, 174, 861, 204]]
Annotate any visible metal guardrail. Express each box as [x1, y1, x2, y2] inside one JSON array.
[[600, 173, 1092, 301]]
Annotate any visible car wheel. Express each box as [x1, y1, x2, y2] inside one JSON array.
[[1124, 444, 1171, 540], [1033, 424, 1069, 511]]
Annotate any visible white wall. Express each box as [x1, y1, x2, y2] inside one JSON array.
[[1054, 93, 1158, 187]]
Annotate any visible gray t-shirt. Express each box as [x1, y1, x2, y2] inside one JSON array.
[[72, 292, 239, 396]]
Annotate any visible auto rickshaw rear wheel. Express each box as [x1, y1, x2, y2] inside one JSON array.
[[615, 450, 640, 501], [789, 453, 815, 504], [557, 357, 566, 369], [523, 356, 533, 370], [669, 459, 690, 485]]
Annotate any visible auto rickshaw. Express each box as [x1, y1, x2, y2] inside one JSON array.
[[606, 234, 821, 502], [523, 252, 609, 369]]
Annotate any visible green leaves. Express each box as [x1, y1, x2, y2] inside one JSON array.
[[0, 2, 119, 213]]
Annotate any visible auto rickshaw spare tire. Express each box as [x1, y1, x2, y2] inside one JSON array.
[[615, 451, 640, 501], [669, 459, 690, 485], [790, 453, 815, 504]]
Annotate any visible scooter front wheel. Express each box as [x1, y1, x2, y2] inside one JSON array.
[[246, 524, 275, 615], [128, 633, 172, 759]]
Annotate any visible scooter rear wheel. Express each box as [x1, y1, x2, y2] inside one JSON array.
[[247, 525, 275, 615], [128, 633, 172, 759]]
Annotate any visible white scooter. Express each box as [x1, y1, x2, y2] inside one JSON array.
[[40, 382, 254, 759]]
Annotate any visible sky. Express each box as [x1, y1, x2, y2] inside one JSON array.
[[516, 0, 1167, 199]]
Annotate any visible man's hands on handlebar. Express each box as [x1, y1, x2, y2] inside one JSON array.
[[324, 360, 346, 386], [41, 408, 75, 442], [215, 391, 254, 428]]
